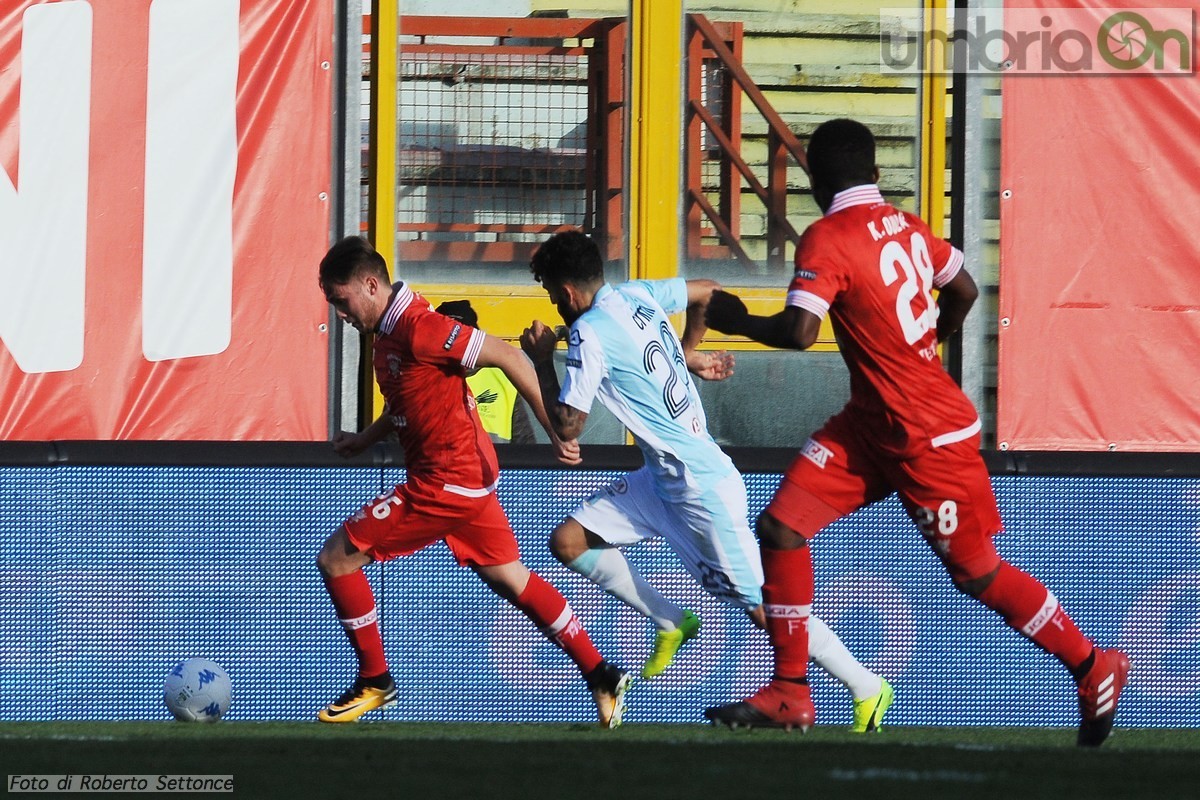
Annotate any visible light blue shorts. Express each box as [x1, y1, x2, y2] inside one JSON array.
[[569, 466, 764, 610]]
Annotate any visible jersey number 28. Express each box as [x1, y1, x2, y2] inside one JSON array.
[[879, 232, 938, 345]]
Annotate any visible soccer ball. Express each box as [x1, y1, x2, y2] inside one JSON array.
[[162, 658, 232, 722]]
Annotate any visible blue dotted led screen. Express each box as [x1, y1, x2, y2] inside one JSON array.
[[0, 465, 1196, 728]]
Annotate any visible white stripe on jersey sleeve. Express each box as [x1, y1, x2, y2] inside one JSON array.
[[786, 289, 830, 319], [933, 246, 965, 287], [461, 328, 485, 371]]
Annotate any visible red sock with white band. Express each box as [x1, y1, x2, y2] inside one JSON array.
[[977, 560, 1093, 670], [761, 545, 815, 681], [324, 570, 389, 679], [513, 571, 604, 674]]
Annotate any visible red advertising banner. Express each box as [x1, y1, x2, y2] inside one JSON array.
[[999, 2, 1200, 450], [0, 0, 332, 440]]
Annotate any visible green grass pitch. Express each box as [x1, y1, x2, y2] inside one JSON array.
[[3, 722, 1199, 799]]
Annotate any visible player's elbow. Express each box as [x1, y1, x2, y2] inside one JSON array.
[[784, 312, 821, 350], [686, 278, 722, 306], [945, 282, 979, 312], [791, 329, 819, 351], [941, 270, 979, 309]]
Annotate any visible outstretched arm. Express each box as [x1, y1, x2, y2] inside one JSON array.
[[935, 268, 978, 342], [476, 333, 581, 465], [519, 321, 589, 443], [681, 279, 735, 381], [705, 289, 822, 351]]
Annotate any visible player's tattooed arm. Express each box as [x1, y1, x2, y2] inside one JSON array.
[[520, 321, 589, 443], [544, 395, 587, 442]]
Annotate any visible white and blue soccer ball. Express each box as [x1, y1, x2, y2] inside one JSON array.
[[163, 658, 232, 722]]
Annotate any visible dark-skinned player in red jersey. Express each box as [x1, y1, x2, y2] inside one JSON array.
[[702, 119, 1128, 746], [315, 236, 630, 728]]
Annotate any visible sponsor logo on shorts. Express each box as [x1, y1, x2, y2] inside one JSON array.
[[801, 438, 834, 468], [443, 323, 462, 350], [794, 268, 818, 281]]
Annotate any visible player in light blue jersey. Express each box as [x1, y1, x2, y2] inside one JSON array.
[[521, 230, 892, 731]]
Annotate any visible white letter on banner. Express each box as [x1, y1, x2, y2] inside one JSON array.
[[0, 3, 92, 373], [142, 0, 238, 361]]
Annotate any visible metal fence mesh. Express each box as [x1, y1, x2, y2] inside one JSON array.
[[397, 49, 592, 245]]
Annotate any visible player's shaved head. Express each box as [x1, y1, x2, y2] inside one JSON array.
[[806, 119, 878, 195], [319, 236, 390, 288], [530, 230, 605, 290]]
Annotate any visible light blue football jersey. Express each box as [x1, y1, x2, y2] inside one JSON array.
[[560, 279, 738, 500]]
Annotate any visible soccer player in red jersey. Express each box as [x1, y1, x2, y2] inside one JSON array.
[[702, 119, 1128, 745], [315, 236, 630, 727]]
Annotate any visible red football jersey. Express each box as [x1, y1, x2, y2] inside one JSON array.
[[788, 185, 979, 457], [373, 282, 499, 494]]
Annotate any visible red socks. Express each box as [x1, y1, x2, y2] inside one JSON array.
[[977, 560, 1093, 670], [324, 570, 389, 679], [513, 571, 604, 674], [326, 569, 605, 679], [761, 546, 815, 680]]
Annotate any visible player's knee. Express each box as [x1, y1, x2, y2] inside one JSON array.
[[548, 520, 588, 564], [547, 527, 571, 563], [472, 561, 528, 603], [755, 512, 806, 550], [315, 546, 336, 577], [952, 566, 999, 598], [316, 531, 357, 578], [316, 547, 345, 578]]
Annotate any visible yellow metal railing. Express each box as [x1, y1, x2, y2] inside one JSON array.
[[920, 0, 947, 233], [629, 0, 682, 282], [365, 0, 398, 424]]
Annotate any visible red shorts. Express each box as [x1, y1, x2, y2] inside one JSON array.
[[342, 482, 520, 567], [766, 411, 1004, 582]]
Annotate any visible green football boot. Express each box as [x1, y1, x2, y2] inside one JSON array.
[[641, 610, 702, 679]]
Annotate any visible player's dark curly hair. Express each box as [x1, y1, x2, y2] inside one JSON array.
[[806, 118, 877, 191], [319, 235, 390, 287], [530, 230, 604, 288]]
